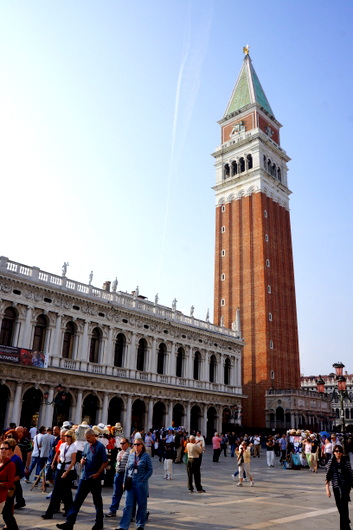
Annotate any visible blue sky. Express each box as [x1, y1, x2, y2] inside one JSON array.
[[1, 0, 352, 377]]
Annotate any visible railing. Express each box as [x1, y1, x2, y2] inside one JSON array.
[[0, 256, 241, 340], [46, 355, 239, 394]]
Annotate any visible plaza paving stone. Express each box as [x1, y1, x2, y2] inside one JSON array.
[[14, 448, 344, 530]]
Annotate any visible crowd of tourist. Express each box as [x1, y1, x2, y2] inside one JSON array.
[[1, 422, 353, 529]]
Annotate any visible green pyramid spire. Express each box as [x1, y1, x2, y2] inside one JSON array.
[[224, 54, 274, 118]]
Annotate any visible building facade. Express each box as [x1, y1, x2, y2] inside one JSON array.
[[265, 388, 332, 432], [0, 256, 244, 437], [301, 373, 353, 429], [213, 51, 300, 428]]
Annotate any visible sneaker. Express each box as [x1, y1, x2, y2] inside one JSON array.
[[231, 475, 236, 481], [197, 489, 206, 493], [105, 512, 116, 517], [46, 492, 52, 499], [14, 502, 26, 509], [24, 479, 32, 484], [236, 482, 243, 486], [250, 481, 255, 487]]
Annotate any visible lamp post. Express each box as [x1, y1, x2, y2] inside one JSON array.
[[316, 362, 352, 455], [43, 384, 68, 406]]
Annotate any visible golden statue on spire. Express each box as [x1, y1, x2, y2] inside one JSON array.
[[243, 44, 250, 55]]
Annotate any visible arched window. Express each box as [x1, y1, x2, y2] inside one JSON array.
[[137, 338, 147, 371], [209, 354, 217, 383], [239, 157, 245, 173], [224, 358, 231, 385], [223, 163, 230, 179], [267, 159, 272, 173], [32, 314, 48, 351], [345, 408, 349, 419], [271, 163, 276, 177], [157, 342, 166, 375], [231, 160, 237, 176], [0, 307, 17, 346], [89, 327, 101, 363], [193, 351, 201, 380], [247, 154, 253, 169], [62, 321, 76, 359], [176, 347, 184, 378], [114, 333, 126, 367], [263, 154, 266, 168], [277, 168, 282, 182]]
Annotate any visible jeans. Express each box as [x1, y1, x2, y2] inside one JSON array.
[[230, 444, 236, 457], [109, 473, 125, 513], [119, 480, 148, 529], [66, 478, 103, 528], [28, 456, 47, 478]]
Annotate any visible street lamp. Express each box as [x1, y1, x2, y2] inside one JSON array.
[[316, 362, 352, 454]]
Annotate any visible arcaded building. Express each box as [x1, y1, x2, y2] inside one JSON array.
[[213, 50, 301, 428], [0, 256, 244, 437]]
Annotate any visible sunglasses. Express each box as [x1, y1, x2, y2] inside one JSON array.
[[120, 441, 127, 444], [0, 448, 9, 450], [134, 443, 142, 446], [334, 449, 343, 453]]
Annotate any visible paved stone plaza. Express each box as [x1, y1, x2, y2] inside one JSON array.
[[14, 448, 343, 530]]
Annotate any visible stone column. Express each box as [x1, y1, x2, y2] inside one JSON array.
[[50, 314, 62, 367], [202, 404, 208, 437], [74, 390, 83, 424], [101, 393, 109, 425], [12, 383, 23, 426], [104, 328, 114, 367], [124, 395, 132, 438], [168, 343, 176, 377], [4, 392, 14, 430], [79, 321, 89, 363], [148, 337, 157, 374], [167, 401, 173, 428], [186, 347, 193, 380], [44, 388, 55, 427], [147, 399, 153, 431], [18, 306, 33, 349], [128, 333, 137, 370], [186, 401, 191, 433]]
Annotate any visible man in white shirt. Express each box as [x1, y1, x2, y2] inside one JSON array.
[[253, 434, 261, 458], [195, 431, 205, 466]]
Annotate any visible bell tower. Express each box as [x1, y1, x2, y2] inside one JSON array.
[[213, 49, 300, 428]]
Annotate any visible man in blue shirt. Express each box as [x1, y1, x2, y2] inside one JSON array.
[[56, 428, 108, 530]]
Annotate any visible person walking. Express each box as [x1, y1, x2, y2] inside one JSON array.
[[105, 438, 130, 518], [326, 444, 353, 530], [185, 435, 205, 493], [56, 428, 108, 530], [117, 437, 153, 530], [41, 429, 77, 520]]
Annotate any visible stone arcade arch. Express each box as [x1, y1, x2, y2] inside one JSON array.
[[53, 391, 72, 426], [82, 393, 99, 425], [207, 406, 217, 440], [20, 387, 42, 428], [108, 396, 124, 426], [132, 399, 146, 431], [152, 401, 165, 429], [173, 403, 184, 428], [190, 404, 201, 433]]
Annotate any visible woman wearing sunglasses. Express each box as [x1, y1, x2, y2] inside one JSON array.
[[41, 429, 77, 520], [326, 444, 353, 529], [117, 437, 153, 530]]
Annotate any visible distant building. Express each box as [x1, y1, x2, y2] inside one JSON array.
[[213, 50, 300, 428], [0, 256, 244, 436], [301, 372, 353, 429]]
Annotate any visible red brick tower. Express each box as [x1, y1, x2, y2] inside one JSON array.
[[213, 50, 301, 428]]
